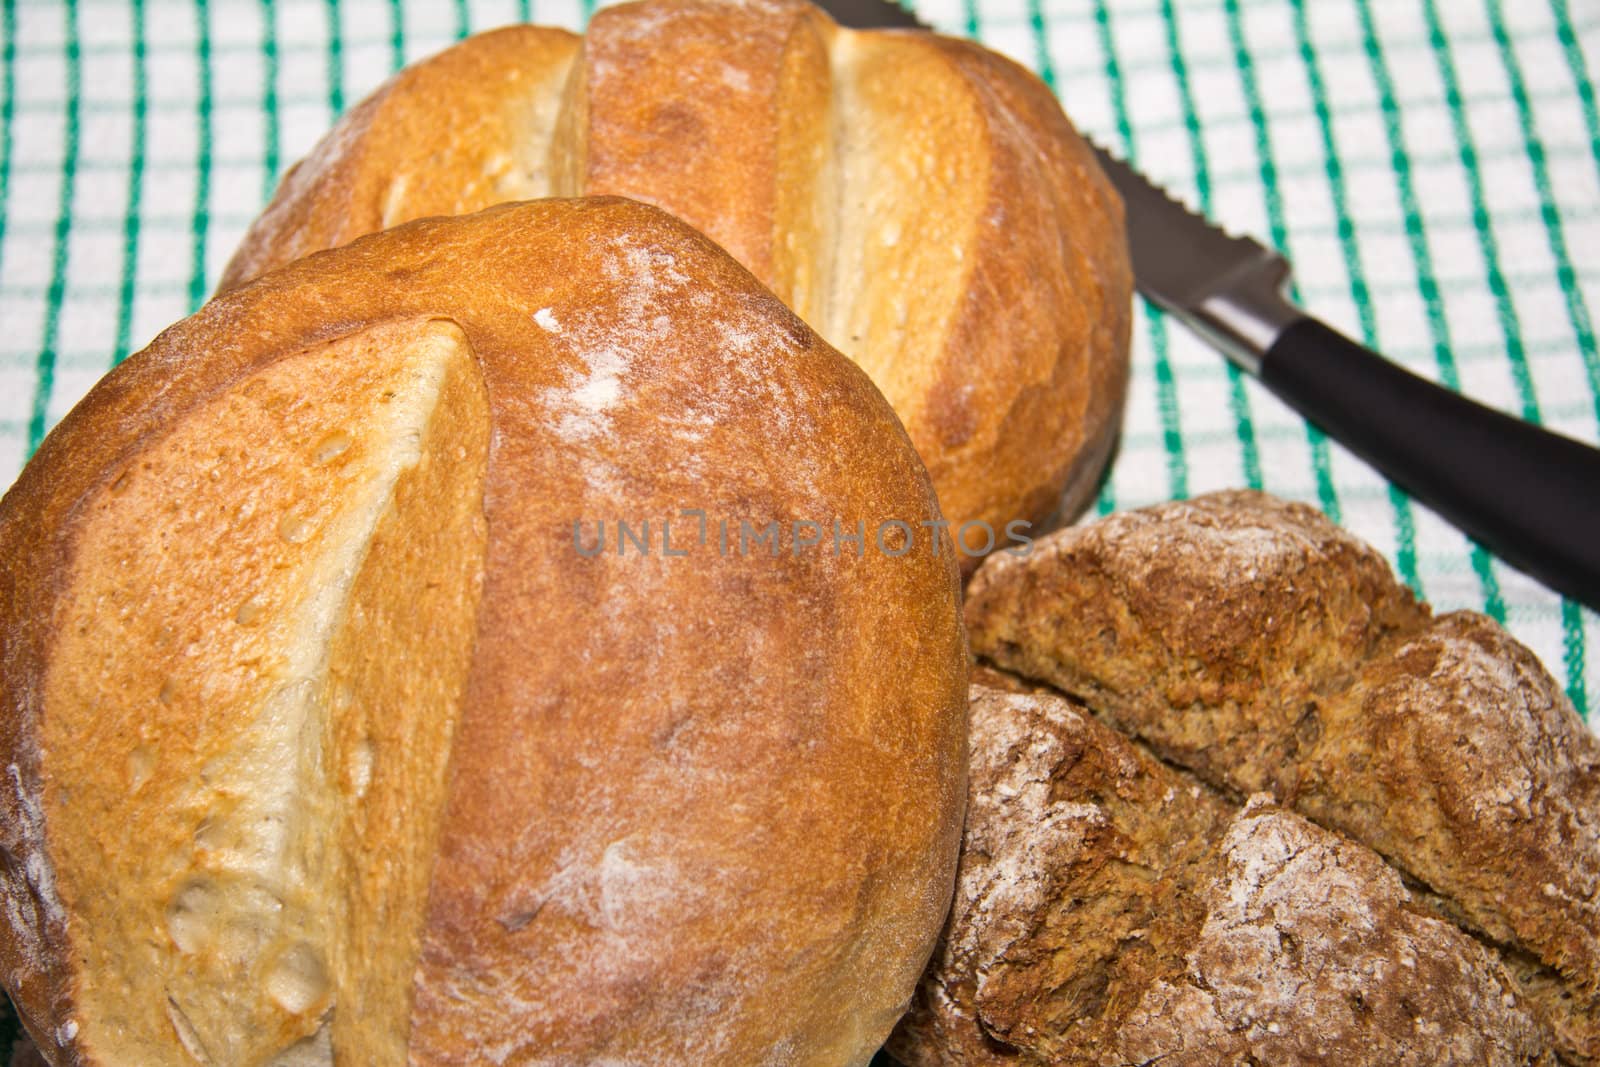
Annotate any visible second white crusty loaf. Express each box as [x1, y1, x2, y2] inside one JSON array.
[[0, 198, 969, 1066], [218, 0, 1134, 566]]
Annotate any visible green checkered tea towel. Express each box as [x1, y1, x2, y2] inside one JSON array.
[[1, 0, 1598, 1052]]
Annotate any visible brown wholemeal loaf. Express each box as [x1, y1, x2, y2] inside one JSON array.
[[963, 489, 1600, 1064], [888, 681, 1556, 1066], [218, 0, 1134, 565], [0, 198, 969, 1066]]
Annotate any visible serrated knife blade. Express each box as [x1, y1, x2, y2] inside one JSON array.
[[1085, 146, 1295, 376]]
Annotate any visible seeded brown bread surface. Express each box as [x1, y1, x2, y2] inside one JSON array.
[[888, 683, 1556, 1066], [964, 488, 1600, 1063], [0, 198, 968, 1066], [217, 0, 1133, 564]]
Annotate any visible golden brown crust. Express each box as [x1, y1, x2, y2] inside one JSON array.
[[217, 25, 582, 293], [964, 488, 1600, 1063], [218, 1, 1132, 563], [579, 0, 831, 283], [35, 320, 490, 1064], [889, 684, 1556, 1066], [0, 198, 968, 1065], [884, 37, 1130, 550]]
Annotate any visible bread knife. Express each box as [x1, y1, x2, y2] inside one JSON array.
[[820, 0, 1600, 610]]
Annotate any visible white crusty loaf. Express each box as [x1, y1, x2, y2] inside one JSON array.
[[0, 198, 968, 1066], [219, 0, 1134, 568]]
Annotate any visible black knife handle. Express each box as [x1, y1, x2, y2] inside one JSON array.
[[1259, 317, 1600, 608]]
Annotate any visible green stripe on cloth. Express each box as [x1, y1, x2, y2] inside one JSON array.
[[112, 0, 148, 367], [0, 0, 17, 266], [1353, 0, 1460, 393], [1549, 0, 1600, 180], [0, 0, 17, 458], [1026, 0, 1056, 91], [1422, 0, 1559, 624], [1567, 598, 1591, 718], [26, 0, 80, 457], [1159, 0, 1264, 495], [1351, 0, 1499, 607], [188, 0, 213, 314], [1094, 0, 1189, 504], [325, 0, 346, 117], [1481, 0, 1595, 699], [1486, 0, 1600, 434], [1288, 0, 1423, 594], [1222, 0, 1343, 525], [389, 0, 406, 72], [1423, 0, 1540, 429], [260, 0, 280, 202]]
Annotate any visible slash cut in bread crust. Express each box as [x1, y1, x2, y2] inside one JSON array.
[[0, 198, 968, 1067]]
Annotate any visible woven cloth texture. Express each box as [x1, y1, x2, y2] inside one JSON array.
[[1, 0, 1599, 1050]]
